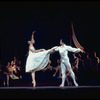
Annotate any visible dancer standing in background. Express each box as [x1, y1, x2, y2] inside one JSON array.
[[53, 59, 61, 78], [91, 51, 100, 85]]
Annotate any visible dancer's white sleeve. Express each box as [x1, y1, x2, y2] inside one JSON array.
[[65, 45, 81, 53], [54, 46, 60, 51]]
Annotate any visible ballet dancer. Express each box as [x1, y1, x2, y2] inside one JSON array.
[[25, 31, 57, 87], [54, 39, 85, 87]]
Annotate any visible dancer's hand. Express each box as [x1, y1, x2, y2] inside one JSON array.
[[53, 74, 56, 77], [32, 31, 36, 34], [52, 46, 58, 50], [41, 49, 46, 51], [81, 49, 85, 53]]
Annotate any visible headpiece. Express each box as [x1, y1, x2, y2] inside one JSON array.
[[27, 41, 31, 44]]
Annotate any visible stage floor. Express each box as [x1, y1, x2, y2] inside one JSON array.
[[0, 86, 100, 99], [1, 85, 100, 89], [0, 77, 100, 99]]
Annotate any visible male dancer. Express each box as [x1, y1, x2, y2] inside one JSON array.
[[55, 39, 85, 87]]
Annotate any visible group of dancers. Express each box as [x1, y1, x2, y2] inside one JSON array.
[[25, 31, 85, 87]]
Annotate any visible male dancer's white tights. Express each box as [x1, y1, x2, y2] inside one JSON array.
[[60, 59, 78, 87]]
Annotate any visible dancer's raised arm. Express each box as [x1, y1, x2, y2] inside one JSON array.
[[31, 31, 36, 41], [33, 49, 46, 53]]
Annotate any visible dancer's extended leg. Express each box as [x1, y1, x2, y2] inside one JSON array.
[[65, 61, 78, 86]]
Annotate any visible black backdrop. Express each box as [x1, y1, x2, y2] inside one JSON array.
[[0, 1, 100, 72]]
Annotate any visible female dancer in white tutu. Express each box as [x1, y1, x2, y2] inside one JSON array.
[[54, 39, 85, 87], [25, 31, 57, 87]]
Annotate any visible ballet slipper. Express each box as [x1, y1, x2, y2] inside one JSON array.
[[75, 83, 78, 86], [59, 84, 64, 87]]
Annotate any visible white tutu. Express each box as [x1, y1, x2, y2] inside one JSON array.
[[25, 46, 54, 73]]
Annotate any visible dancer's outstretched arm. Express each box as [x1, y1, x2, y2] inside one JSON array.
[[29, 43, 46, 53], [65, 45, 85, 53], [31, 31, 36, 41], [33, 49, 46, 53], [47, 46, 59, 54]]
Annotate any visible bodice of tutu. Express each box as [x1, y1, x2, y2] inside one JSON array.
[[29, 46, 35, 54]]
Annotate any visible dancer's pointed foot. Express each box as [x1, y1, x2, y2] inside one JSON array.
[[32, 81, 36, 87]]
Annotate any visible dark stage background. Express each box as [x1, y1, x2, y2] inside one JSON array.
[[0, 1, 100, 74]]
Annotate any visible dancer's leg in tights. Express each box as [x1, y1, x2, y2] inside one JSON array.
[[60, 62, 66, 87], [64, 60, 78, 86], [31, 71, 36, 87]]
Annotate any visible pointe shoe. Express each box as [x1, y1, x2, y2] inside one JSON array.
[[34, 82, 36, 87], [32, 81, 36, 87]]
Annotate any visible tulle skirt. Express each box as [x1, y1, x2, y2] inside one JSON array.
[[25, 49, 53, 73]]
